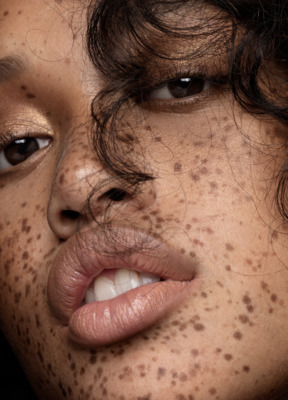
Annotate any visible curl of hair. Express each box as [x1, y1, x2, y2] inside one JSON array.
[[86, 0, 288, 220]]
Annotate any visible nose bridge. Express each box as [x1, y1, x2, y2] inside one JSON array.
[[47, 125, 102, 239], [54, 127, 98, 211], [47, 124, 157, 240]]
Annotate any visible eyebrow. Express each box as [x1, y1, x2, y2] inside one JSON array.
[[0, 54, 27, 83]]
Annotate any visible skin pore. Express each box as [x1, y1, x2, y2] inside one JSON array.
[[0, 0, 288, 399]]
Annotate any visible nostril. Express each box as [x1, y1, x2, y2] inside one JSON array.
[[61, 209, 80, 221], [100, 188, 128, 202]]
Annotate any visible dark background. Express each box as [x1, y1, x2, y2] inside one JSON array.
[[0, 331, 38, 399]]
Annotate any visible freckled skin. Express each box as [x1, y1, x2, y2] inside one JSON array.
[[0, 1, 288, 400]]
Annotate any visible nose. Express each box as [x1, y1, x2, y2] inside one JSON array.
[[47, 130, 155, 240]]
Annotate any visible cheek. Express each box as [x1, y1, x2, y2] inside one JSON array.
[[0, 195, 56, 365]]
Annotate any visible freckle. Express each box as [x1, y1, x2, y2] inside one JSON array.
[[26, 93, 36, 99], [3, 10, 9, 16], [194, 323, 205, 331], [154, 136, 162, 142], [35, 314, 40, 328], [209, 181, 218, 190], [174, 162, 182, 172], [225, 265, 231, 271], [89, 355, 97, 364], [70, 362, 76, 371], [209, 387, 217, 395], [239, 314, 249, 324], [233, 331, 243, 340], [179, 372, 188, 382], [272, 231, 279, 240], [224, 353, 233, 361], [4, 262, 10, 275], [201, 292, 207, 298], [193, 238, 204, 247], [22, 251, 29, 260], [247, 305, 254, 313], [215, 348, 222, 353], [243, 365, 250, 372], [176, 395, 186, 400], [14, 292, 21, 304], [186, 224, 191, 230], [270, 294, 277, 303], [225, 243, 234, 251], [59, 174, 65, 185], [157, 367, 166, 379], [25, 283, 30, 297], [37, 349, 44, 364], [243, 295, 251, 304], [191, 173, 200, 182]]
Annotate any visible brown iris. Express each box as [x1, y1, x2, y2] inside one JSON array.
[[4, 138, 40, 165]]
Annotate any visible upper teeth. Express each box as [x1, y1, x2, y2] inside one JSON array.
[[85, 269, 160, 303]]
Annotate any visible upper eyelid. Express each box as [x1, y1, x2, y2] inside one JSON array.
[[0, 130, 53, 155]]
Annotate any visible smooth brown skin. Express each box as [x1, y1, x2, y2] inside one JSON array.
[[1, 1, 288, 399]]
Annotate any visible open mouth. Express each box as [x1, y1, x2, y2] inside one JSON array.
[[47, 227, 197, 347], [85, 268, 162, 303]]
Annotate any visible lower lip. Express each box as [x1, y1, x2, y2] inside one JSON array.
[[68, 280, 194, 346]]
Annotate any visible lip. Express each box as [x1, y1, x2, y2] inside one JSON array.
[[47, 227, 197, 347]]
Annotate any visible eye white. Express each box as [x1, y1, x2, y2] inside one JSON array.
[[0, 137, 50, 171]]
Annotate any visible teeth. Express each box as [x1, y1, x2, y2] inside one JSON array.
[[140, 272, 161, 285], [85, 269, 161, 303], [94, 277, 117, 301], [85, 287, 96, 304], [115, 269, 140, 296]]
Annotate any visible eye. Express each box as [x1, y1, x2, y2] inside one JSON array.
[[0, 136, 50, 170], [147, 77, 211, 100]]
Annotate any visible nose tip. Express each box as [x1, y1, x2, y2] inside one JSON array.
[[47, 156, 156, 240]]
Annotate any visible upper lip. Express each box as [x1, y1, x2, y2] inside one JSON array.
[[47, 226, 197, 345]]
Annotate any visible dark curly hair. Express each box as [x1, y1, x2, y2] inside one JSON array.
[[86, 0, 288, 218]]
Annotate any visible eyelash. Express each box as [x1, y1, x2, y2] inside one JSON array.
[[0, 131, 19, 149]]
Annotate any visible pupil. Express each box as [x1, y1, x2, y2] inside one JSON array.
[[4, 138, 39, 165]]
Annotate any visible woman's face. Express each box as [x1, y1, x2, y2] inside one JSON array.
[[1, 1, 288, 399]]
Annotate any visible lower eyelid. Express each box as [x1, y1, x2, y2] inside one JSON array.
[[140, 81, 228, 113]]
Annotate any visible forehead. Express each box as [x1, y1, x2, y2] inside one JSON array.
[[0, 0, 87, 57], [0, 0, 97, 92]]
